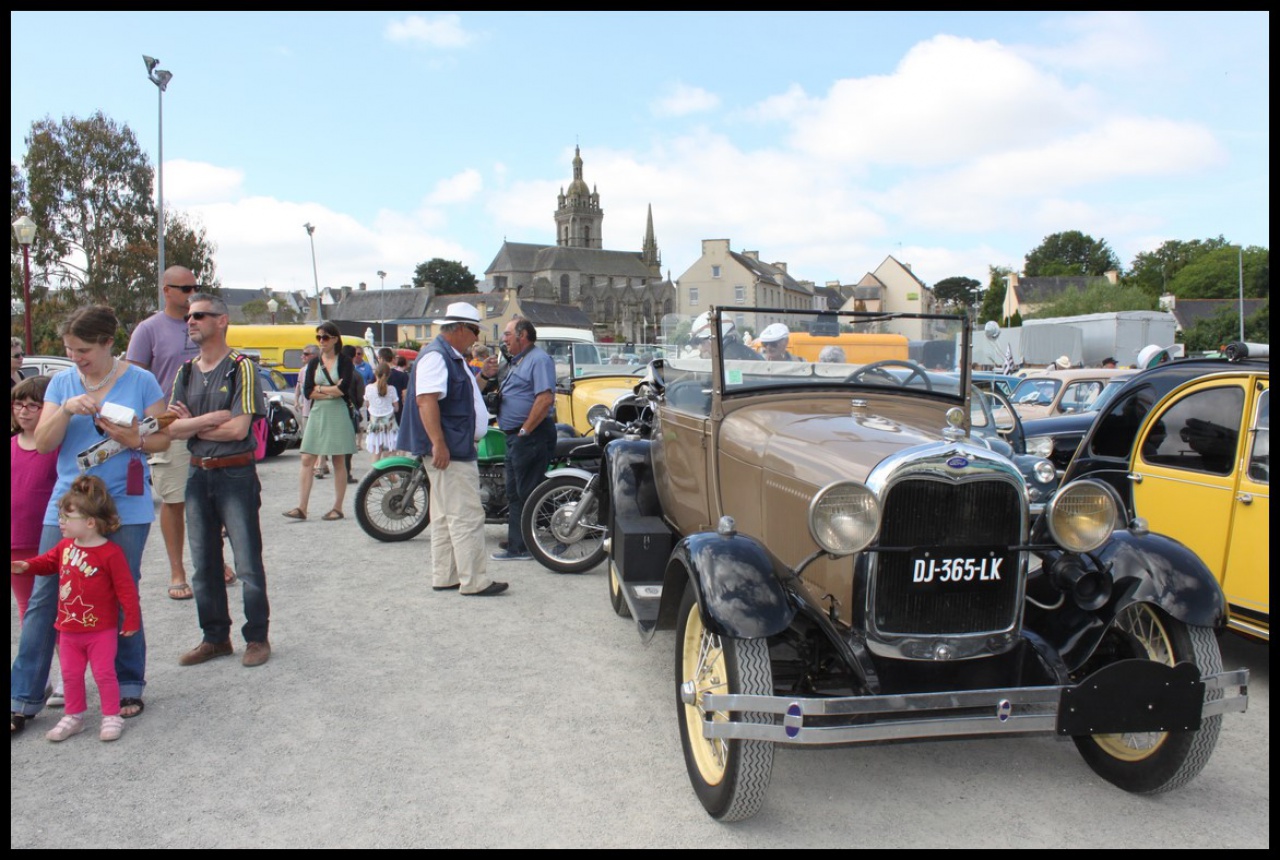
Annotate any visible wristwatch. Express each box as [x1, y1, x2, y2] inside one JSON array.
[[518, 428, 528, 437]]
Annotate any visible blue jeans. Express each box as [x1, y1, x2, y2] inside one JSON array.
[[11, 523, 150, 716], [187, 462, 270, 644], [504, 419, 557, 554]]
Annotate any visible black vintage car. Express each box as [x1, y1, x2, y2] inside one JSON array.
[[601, 307, 1250, 822]]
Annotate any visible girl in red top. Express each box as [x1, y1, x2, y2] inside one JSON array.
[[12, 475, 141, 742]]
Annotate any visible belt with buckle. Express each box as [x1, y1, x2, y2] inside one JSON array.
[[192, 452, 256, 470]]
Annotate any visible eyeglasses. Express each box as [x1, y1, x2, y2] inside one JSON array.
[[464, 324, 481, 336], [166, 284, 199, 294], [183, 311, 223, 322], [13, 401, 42, 413], [12, 351, 23, 358], [57, 513, 88, 523], [316, 334, 334, 342]]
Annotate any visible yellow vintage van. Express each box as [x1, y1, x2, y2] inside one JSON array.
[[226, 325, 372, 384], [756, 331, 910, 364]]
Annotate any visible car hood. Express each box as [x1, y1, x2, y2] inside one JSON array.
[[719, 396, 949, 485]]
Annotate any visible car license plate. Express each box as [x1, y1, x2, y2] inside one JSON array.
[[909, 548, 1009, 590]]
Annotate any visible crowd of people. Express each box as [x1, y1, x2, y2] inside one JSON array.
[[11, 290, 564, 742]]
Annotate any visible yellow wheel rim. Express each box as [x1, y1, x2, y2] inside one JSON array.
[[1092, 604, 1174, 761], [681, 600, 729, 785]]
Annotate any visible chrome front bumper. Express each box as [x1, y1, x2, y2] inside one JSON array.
[[688, 667, 1248, 745]]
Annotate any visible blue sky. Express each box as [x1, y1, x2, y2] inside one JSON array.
[[10, 11, 1269, 297]]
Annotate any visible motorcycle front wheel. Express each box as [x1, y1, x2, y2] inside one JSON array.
[[520, 473, 607, 574], [355, 463, 430, 542]]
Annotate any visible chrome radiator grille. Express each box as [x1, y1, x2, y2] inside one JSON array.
[[873, 478, 1023, 636]]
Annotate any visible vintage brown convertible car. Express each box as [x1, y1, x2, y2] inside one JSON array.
[[601, 307, 1248, 822]]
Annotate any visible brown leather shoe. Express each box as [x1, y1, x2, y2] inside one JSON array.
[[179, 640, 234, 666], [242, 641, 271, 667]]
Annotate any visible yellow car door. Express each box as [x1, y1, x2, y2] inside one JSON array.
[[1221, 381, 1269, 638], [1130, 379, 1247, 588]]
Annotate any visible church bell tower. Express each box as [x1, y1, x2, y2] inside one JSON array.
[[555, 146, 604, 249]]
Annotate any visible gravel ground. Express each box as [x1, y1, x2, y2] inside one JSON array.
[[10, 448, 1270, 848]]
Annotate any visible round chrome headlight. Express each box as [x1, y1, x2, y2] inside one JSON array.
[[1033, 459, 1057, 484], [1046, 479, 1117, 553], [586, 404, 612, 428], [808, 481, 880, 556]]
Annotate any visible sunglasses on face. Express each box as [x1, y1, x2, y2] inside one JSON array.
[[464, 324, 481, 336], [316, 334, 334, 342], [166, 284, 199, 294], [183, 311, 222, 322]]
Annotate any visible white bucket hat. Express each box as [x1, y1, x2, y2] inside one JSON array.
[[433, 302, 482, 326], [759, 323, 790, 344]]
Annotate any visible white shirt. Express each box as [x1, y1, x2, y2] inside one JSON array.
[[363, 381, 399, 418], [416, 347, 489, 442]]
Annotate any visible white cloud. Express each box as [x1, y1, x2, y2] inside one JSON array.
[[427, 169, 483, 205], [164, 160, 244, 205], [652, 82, 721, 118], [385, 14, 474, 49]]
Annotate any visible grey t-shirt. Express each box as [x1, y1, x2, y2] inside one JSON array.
[[171, 353, 266, 459]]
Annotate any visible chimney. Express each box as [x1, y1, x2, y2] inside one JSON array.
[[743, 250, 759, 261], [358, 281, 367, 291], [341, 286, 352, 300], [772, 262, 787, 274], [1105, 270, 1119, 285]]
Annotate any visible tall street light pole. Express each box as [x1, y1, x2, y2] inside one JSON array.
[[1236, 245, 1245, 342], [143, 55, 173, 311], [304, 222, 320, 321], [377, 270, 387, 347], [12, 215, 37, 354]]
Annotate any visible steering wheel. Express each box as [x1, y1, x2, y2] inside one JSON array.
[[846, 360, 933, 391]]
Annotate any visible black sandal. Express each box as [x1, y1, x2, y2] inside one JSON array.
[[11, 713, 26, 735], [120, 698, 145, 719]]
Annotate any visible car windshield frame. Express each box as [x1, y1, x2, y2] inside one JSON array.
[[665, 306, 970, 404]]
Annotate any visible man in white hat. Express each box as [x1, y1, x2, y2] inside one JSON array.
[[689, 311, 761, 361], [395, 302, 507, 596], [758, 322, 802, 362]]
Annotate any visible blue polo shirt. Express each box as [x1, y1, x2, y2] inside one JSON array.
[[497, 345, 557, 433]]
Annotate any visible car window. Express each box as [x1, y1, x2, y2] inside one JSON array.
[[1087, 378, 1128, 413], [1058, 380, 1104, 413], [1247, 387, 1269, 484], [1012, 378, 1058, 405], [1091, 385, 1157, 459], [1141, 385, 1244, 476]]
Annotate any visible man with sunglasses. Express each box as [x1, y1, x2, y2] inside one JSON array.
[[125, 265, 204, 601], [169, 294, 272, 665]]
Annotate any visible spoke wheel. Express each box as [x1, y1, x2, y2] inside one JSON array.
[[520, 474, 607, 574], [675, 584, 774, 821], [1073, 603, 1223, 793], [354, 463, 430, 542]]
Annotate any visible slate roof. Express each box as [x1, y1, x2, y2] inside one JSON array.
[[331, 288, 433, 322], [485, 241, 654, 279], [516, 300, 594, 329], [728, 251, 813, 295], [421, 292, 508, 325], [1168, 298, 1267, 330]]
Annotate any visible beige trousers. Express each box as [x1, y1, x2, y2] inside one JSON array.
[[426, 459, 492, 593]]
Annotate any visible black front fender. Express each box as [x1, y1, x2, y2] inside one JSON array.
[[661, 530, 796, 640], [1043, 529, 1228, 670], [602, 437, 660, 525]]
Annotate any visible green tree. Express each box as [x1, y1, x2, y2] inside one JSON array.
[[1181, 301, 1269, 352], [1167, 245, 1268, 300], [932, 276, 982, 313], [979, 266, 1010, 325], [413, 258, 477, 295], [1126, 236, 1231, 298], [1024, 230, 1121, 277], [163, 211, 220, 292], [1028, 281, 1157, 318], [21, 112, 157, 326]]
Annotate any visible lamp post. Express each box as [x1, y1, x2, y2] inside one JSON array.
[[143, 55, 173, 311], [304, 222, 320, 321], [267, 297, 279, 325], [12, 215, 36, 354], [1236, 245, 1245, 341], [376, 269, 387, 347]]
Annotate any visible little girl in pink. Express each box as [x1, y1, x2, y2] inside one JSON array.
[[11, 374, 60, 621], [12, 475, 141, 742]]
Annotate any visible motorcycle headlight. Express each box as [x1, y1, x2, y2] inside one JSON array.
[[1026, 435, 1054, 458], [1046, 479, 1116, 553], [808, 481, 880, 556]]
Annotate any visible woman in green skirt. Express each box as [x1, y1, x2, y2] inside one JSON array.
[[284, 322, 357, 521]]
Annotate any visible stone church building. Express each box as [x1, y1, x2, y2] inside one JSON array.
[[484, 146, 675, 344]]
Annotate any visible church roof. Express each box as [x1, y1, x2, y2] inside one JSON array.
[[485, 241, 654, 279], [518, 300, 594, 329]]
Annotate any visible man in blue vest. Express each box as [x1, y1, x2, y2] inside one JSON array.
[[396, 303, 507, 596]]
